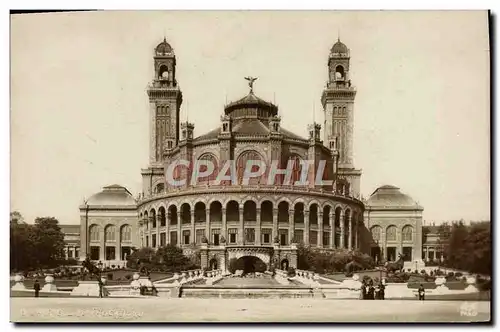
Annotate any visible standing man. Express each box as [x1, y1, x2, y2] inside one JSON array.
[[379, 281, 385, 300], [98, 278, 103, 298], [360, 280, 367, 300], [33, 279, 40, 298], [418, 284, 425, 301]]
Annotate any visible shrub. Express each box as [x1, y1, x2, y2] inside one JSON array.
[[429, 271, 434, 276], [111, 265, 116, 269], [447, 272, 454, 277], [125, 274, 132, 280], [455, 272, 463, 277], [420, 269, 426, 275], [107, 273, 113, 280], [287, 267, 296, 278], [345, 271, 353, 278]]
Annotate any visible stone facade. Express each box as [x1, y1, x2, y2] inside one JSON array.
[[363, 185, 424, 270], [69, 38, 427, 272]]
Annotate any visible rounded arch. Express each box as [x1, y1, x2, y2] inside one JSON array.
[[294, 202, 305, 223], [197, 153, 219, 183], [284, 153, 303, 186], [89, 224, 100, 241], [168, 204, 178, 225], [334, 206, 342, 228], [276, 197, 292, 206], [386, 225, 398, 242], [309, 203, 319, 225], [209, 201, 223, 222], [236, 150, 264, 185], [307, 199, 321, 210], [370, 225, 382, 243], [292, 197, 306, 206], [226, 200, 239, 222], [120, 224, 132, 242], [402, 225, 413, 241], [243, 200, 257, 221], [194, 202, 206, 223], [278, 201, 290, 223], [158, 206, 166, 227], [180, 203, 191, 224], [323, 205, 332, 226], [150, 208, 157, 228], [158, 64, 169, 79], [335, 65, 345, 79], [260, 200, 273, 222], [104, 224, 116, 242]]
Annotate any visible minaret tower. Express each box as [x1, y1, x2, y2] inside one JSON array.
[[322, 39, 361, 197], [147, 37, 183, 165]]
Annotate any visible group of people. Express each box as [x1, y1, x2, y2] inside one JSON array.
[[360, 280, 385, 300]]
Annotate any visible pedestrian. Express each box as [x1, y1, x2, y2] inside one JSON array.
[[368, 280, 375, 300], [379, 282, 385, 300], [360, 281, 367, 300], [98, 278, 103, 298], [418, 284, 425, 301], [33, 279, 40, 298]]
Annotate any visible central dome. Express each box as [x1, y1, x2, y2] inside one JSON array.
[[224, 91, 278, 118], [366, 185, 422, 209], [155, 38, 173, 55]]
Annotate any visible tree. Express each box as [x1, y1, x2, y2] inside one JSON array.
[[156, 244, 194, 271], [10, 211, 25, 224], [32, 217, 66, 268], [10, 215, 66, 272], [126, 247, 156, 270]]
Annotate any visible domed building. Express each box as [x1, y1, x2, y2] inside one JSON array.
[[363, 185, 424, 269], [75, 37, 424, 272], [78, 184, 138, 266]]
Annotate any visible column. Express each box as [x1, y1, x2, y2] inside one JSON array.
[[165, 213, 170, 244], [156, 215, 161, 247], [304, 210, 310, 244], [65, 247, 69, 259], [339, 210, 345, 249], [330, 212, 335, 249], [318, 212, 323, 248], [272, 208, 278, 242], [288, 210, 294, 245], [425, 247, 429, 261], [256, 208, 261, 245], [222, 208, 227, 241], [348, 213, 352, 249], [190, 210, 195, 245], [176, 212, 181, 247], [239, 208, 244, 245], [355, 220, 359, 249], [205, 208, 210, 243], [99, 227, 105, 261]]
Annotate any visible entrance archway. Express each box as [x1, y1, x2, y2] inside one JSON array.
[[281, 259, 289, 270], [235, 256, 267, 274]]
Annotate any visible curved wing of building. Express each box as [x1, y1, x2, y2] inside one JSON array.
[[71, 38, 424, 272]]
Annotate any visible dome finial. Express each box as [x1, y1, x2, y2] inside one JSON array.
[[244, 76, 258, 93]]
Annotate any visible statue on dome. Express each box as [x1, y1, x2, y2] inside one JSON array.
[[244, 76, 258, 93]]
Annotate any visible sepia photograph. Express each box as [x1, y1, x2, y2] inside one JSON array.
[[9, 10, 491, 323]]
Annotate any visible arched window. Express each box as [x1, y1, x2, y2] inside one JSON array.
[[243, 201, 257, 221], [226, 200, 239, 221], [278, 201, 289, 223], [370, 225, 382, 242], [386, 225, 397, 242], [194, 202, 206, 222], [288, 154, 303, 186], [294, 202, 304, 223], [105, 225, 116, 242], [197, 153, 218, 183], [158, 207, 166, 227], [210, 201, 222, 222], [121, 225, 132, 242], [89, 225, 100, 241], [261, 201, 273, 222], [335, 65, 345, 79], [402, 225, 413, 241], [236, 150, 263, 185], [323, 205, 331, 226], [309, 204, 318, 224]]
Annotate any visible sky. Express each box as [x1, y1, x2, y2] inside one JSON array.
[[10, 11, 490, 224]]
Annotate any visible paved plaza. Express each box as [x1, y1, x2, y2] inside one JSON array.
[[11, 297, 490, 323]]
